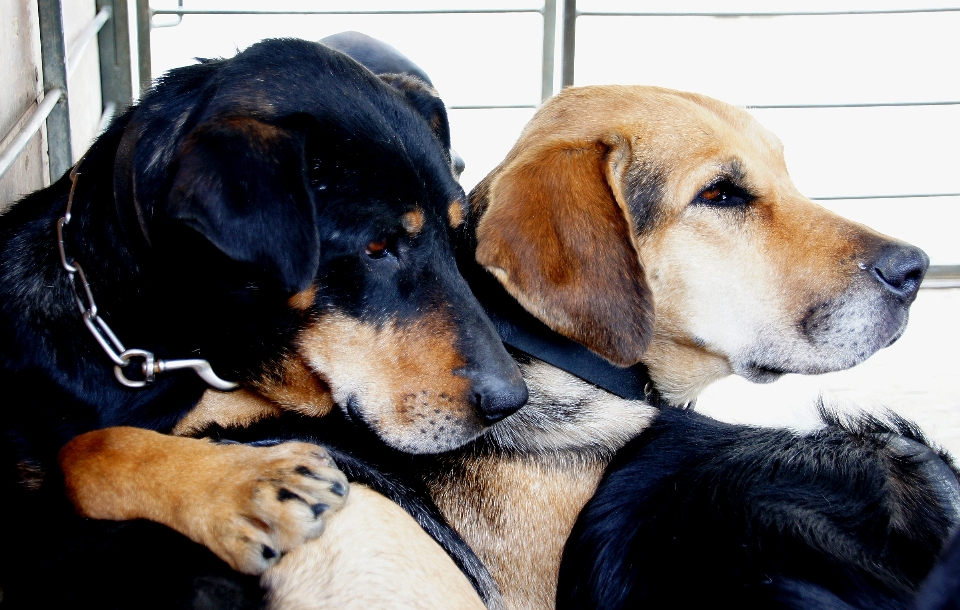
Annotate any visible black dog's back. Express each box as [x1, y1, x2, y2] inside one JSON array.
[[558, 407, 960, 610]]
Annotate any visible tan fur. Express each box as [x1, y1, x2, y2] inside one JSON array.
[[430, 456, 606, 610], [254, 355, 337, 418], [59, 427, 348, 575], [263, 485, 485, 610], [402, 208, 425, 235], [288, 285, 318, 311], [424, 359, 655, 610], [174, 389, 286, 436], [448, 199, 465, 228], [298, 312, 485, 453], [173, 356, 334, 437]]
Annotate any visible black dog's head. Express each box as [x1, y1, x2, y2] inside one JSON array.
[[110, 39, 524, 452]]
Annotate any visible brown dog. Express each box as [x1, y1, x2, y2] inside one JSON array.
[[428, 84, 928, 609]]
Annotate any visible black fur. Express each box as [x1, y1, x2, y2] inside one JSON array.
[[915, 529, 960, 610], [557, 406, 960, 610], [320, 31, 465, 178], [0, 38, 515, 607]]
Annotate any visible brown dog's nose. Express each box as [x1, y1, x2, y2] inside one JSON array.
[[871, 243, 929, 301]]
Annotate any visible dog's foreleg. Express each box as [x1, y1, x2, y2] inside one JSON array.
[[59, 427, 348, 574]]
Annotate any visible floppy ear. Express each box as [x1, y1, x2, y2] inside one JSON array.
[[378, 74, 453, 149], [474, 134, 654, 366], [165, 116, 319, 293]]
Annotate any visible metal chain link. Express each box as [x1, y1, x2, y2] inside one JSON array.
[[56, 160, 239, 391]]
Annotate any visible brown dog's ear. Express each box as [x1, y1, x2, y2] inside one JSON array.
[[474, 135, 654, 366], [165, 117, 319, 293]]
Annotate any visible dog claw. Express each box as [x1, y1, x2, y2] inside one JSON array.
[[198, 441, 349, 574]]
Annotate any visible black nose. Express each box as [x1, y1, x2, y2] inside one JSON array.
[[871, 243, 929, 300], [473, 370, 528, 425]]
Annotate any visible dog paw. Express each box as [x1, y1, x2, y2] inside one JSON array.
[[198, 442, 349, 575]]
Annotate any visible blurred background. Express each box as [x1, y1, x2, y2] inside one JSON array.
[[2, 0, 958, 450]]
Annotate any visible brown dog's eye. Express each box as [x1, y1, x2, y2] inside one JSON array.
[[365, 238, 389, 258], [695, 180, 752, 207]]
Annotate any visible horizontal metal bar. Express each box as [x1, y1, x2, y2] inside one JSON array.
[[0, 89, 63, 182], [448, 104, 539, 110], [66, 6, 111, 79], [922, 266, 960, 288], [578, 8, 960, 17], [927, 265, 960, 279], [151, 7, 543, 16], [749, 101, 960, 109], [811, 193, 960, 201]]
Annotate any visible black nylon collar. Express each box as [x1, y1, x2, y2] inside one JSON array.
[[467, 265, 654, 403]]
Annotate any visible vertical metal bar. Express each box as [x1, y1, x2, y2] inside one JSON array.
[[561, 0, 577, 88], [541, 0, 557, 101], [37, 0, 73, 180], [98, 0, 134, 111], [136, 0, 153, 94]]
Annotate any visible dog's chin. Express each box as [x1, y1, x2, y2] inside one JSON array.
[[340, 395, 487, 454]]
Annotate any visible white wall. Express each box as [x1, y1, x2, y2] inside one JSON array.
[[0, 1, 48, 209]]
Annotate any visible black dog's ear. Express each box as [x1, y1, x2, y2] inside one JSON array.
[[378, 73, 465, 178], [377, 73, 452, 150], [166, 117, 319, 293]]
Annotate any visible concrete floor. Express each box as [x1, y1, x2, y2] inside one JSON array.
[[697, 287, 960, 456]]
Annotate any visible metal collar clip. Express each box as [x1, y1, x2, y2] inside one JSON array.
[[57, 161, 239, 392]]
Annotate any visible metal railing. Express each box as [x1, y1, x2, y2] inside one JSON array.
[[147, 1, 560, 105], [0, 0, 132, 185]]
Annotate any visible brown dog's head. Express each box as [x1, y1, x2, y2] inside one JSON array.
[[470, 85, 927, 405]]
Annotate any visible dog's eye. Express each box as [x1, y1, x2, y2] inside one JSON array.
[[365, 238, 390, 259], [695, 181, 752, 207]]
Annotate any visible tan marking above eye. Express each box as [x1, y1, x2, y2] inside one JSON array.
[[448, 199, 465, 228], [288, 285, 317, 310], [402, 209, 425, 235]]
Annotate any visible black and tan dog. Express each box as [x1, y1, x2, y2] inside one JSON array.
[[0, 37, 526, 608], [170, 84, 955, 610]]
